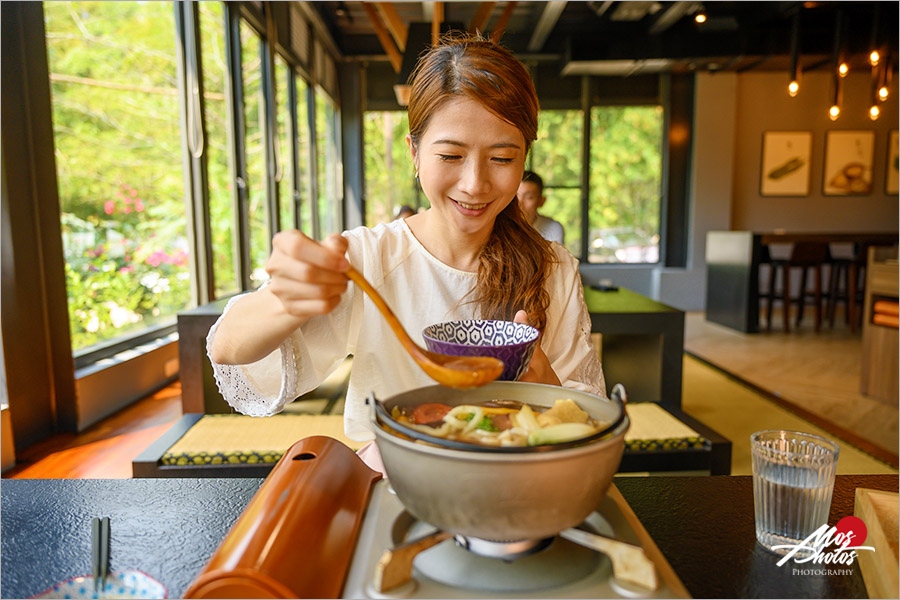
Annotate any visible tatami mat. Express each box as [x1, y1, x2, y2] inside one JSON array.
[[165, 414, 363, 456]]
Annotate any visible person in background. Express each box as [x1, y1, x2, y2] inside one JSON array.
[[206, 33, 604, 473], [394, 205, 416, 220], [517, 170, 565, 245]]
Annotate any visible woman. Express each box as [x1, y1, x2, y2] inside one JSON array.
[[207, 34, 605, 465]]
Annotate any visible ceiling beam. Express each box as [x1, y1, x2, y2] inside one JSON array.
[[470, 2, 496, 34], [527, 1, 566, 52], [432, 2, 444, 45], [375, 3, 408, 52], [491, 1, 517, 43], [648, 1, 694, 35], [361, 2, 403, 72]]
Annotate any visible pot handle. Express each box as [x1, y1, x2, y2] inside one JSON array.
[[610, 383, 628, 405]]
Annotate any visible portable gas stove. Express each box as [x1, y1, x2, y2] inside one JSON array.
[[184, 437, 688, 599], [343, 478, 682, 599]]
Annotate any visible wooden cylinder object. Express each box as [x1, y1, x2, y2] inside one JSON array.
[[184, 436, 381, 598]]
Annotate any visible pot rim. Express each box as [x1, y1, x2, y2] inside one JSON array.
[[374, 410, 631, 462], [369, 381, 628, 455]]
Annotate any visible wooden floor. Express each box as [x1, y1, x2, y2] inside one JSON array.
[[3, 383, 183, 479], [684, 310, 898, 466]]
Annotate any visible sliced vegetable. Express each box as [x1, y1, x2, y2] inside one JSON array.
[[475, 416, 498, 432], [527, 422, 598, 446], [514, 404, 540, 432]]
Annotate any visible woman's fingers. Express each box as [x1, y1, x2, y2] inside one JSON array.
[[513, 310, 561, 386], [265, 230, 351, 318]]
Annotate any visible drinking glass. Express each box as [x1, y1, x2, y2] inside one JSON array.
[[750, 430, 840, 556]]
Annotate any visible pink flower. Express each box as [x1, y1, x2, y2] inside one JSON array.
[[119, 266, 134, 274], [124, 206, 132, 214], [134, 201, 144, 213], [129, 188, 137, 197], [104, 200, 115, 215]]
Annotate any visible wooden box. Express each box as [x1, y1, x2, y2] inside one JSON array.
[[854, 487, 899, 600]]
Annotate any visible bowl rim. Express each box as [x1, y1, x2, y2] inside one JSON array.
[[422, 319, 540, 349], [369, 382, 627, 454]]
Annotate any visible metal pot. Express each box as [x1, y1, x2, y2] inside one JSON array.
[[370, 381, 630, 542]]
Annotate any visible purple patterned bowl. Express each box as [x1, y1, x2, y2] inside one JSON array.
[[422, 319, 540, 381]]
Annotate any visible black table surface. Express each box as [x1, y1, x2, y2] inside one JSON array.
[[615, 474, 899, 599], [2, 474, 896, 599]]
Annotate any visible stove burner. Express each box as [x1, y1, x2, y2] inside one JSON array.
[[452, 535, 553, 561], [397, 513, 616, 593]]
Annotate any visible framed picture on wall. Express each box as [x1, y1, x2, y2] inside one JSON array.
[[886, 130, 899, 195], [760, 131, 812, 196], [823, 130, 875, 196]]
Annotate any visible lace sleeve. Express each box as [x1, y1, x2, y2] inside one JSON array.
[[204, 293, 303, 417]]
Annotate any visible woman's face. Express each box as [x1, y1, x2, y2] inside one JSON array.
[[409, 97, 526, 237]]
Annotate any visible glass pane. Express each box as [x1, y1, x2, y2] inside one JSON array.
[[315, 90, 341, 237], [296, 78, 313, 237], [542, 188, 582, 258], [46, 1, 189, 353], [588, 106, 662, 264], [363, 111, 419, 226], [530, 110, 583, 187], [240, 21, 269, 288], [275, 56, 295, 231], [199, 1, 238, 298], [528, 110, 583, 257]]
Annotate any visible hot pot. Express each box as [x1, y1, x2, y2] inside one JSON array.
[[370, 381, 630, 542]]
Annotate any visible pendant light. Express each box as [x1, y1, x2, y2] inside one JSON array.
[[829, 9, 843, 121], [788, 11, 801, 97]]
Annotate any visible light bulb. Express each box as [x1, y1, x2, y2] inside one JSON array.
[[838, 63, 848, 77], [878, 86, 889, 100], [869, 105, 880, 120], [870, 50, 880, 66], [694, 13, 706, 23], [788, 81, 799, 97], [829, 105, 840, 120]]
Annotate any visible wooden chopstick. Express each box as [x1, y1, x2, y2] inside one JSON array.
[[91, 517, 101, 592], [91, 517, 111, 593]]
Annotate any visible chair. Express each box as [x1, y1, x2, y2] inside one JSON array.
[[764, 242, 831, 333]]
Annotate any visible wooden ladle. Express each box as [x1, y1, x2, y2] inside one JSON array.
[[345, 266, 504, 388]]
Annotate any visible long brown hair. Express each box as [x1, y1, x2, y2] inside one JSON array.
[[407, 33, 558, 330]]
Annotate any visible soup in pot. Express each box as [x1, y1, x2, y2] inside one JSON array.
[[391, 398, 609, 447]]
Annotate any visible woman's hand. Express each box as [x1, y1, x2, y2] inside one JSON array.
[[265, 231, 350, 320], [209, 231, 350, 365], [513, 310, 561, 386]]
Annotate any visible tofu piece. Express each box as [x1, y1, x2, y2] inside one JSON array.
[[539, 398, 589, 425]]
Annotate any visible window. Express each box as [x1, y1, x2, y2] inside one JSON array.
[[46, 1, 189, 354], [315, 90, 341, 237], [588, 106, 663, 264], [199, 1, 238, 298], [240, 20, 270, 287], [528, 110, 584, 258], [296, 77, 314, 237], [363, 111, 418, 227], [274, 55, 295, 232]]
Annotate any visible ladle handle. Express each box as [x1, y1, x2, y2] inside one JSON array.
[[345, 266, 425, 359]]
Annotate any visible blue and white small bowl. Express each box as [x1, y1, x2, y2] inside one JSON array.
[[422, 319, 540, 381]]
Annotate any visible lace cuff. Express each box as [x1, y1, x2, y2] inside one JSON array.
[[205, 294, 302, 417]]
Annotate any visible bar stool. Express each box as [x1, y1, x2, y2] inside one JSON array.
[[765, 241, 831, 333], [827, 242, 871, 333]]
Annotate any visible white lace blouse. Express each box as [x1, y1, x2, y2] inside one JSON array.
[[206, 218, 606, 443]]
